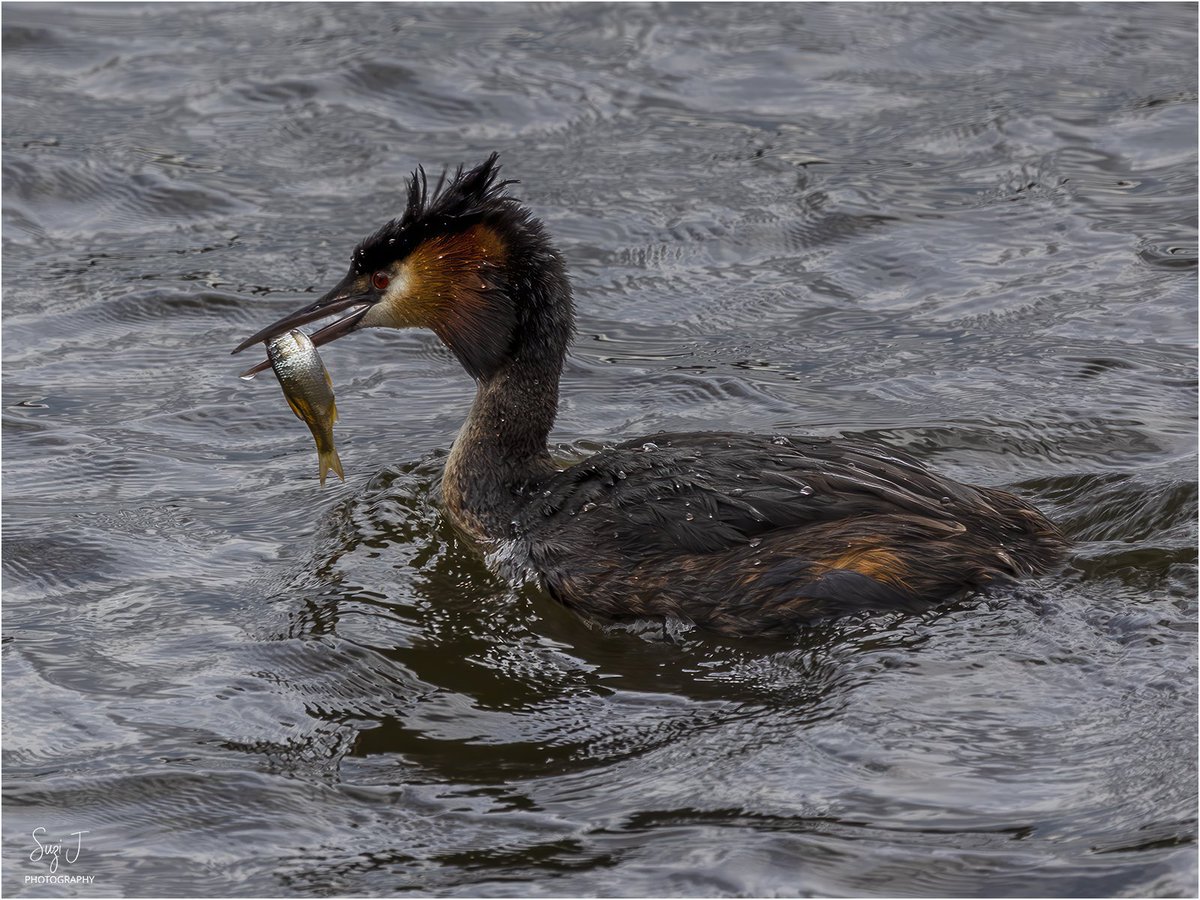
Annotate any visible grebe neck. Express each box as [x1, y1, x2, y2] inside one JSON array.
[[442, 285, 571, 542]]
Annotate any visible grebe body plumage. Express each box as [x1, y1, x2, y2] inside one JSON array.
[[234, 155, 1065, 636]]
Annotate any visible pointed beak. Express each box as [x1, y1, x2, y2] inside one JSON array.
[[232, 272, 373, 378]]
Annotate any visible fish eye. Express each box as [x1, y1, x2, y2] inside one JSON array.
[[371, 271, 390, 291]]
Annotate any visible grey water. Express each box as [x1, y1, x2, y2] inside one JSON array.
[[2, 3, 1196, 897]]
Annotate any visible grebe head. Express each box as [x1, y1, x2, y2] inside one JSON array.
[[233, 153, 573, 381]]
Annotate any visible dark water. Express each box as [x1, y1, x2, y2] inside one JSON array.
[[3, 3, 1197, 897]]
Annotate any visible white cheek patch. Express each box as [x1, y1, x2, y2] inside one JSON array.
[[361, 267, 412, 328], [383, 267, 410, 306]]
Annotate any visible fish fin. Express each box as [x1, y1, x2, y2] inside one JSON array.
[[323, 369, 338, 424], [318, 447, 345, 487], [284, 396, 307, 422]]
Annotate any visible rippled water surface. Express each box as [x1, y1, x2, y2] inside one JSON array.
[[3, 3, 1197, 897]]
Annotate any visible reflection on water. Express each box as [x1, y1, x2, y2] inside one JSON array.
[[3, 2, 1196, 897]]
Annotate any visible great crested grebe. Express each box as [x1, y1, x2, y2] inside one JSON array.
[[234, 154, 1065, 636]]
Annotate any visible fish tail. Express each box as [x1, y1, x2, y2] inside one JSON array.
[[318, 447, 345, 486]]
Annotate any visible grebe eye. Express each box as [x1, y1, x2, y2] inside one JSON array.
[[371, 271, 390, 291]]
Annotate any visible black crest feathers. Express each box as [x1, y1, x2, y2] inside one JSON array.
[[351, 153, 519, 277]]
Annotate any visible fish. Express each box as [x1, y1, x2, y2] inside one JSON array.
[[266, 329, 345, 486]]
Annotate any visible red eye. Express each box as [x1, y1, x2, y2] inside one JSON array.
[[371, 271, 390, 291]]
